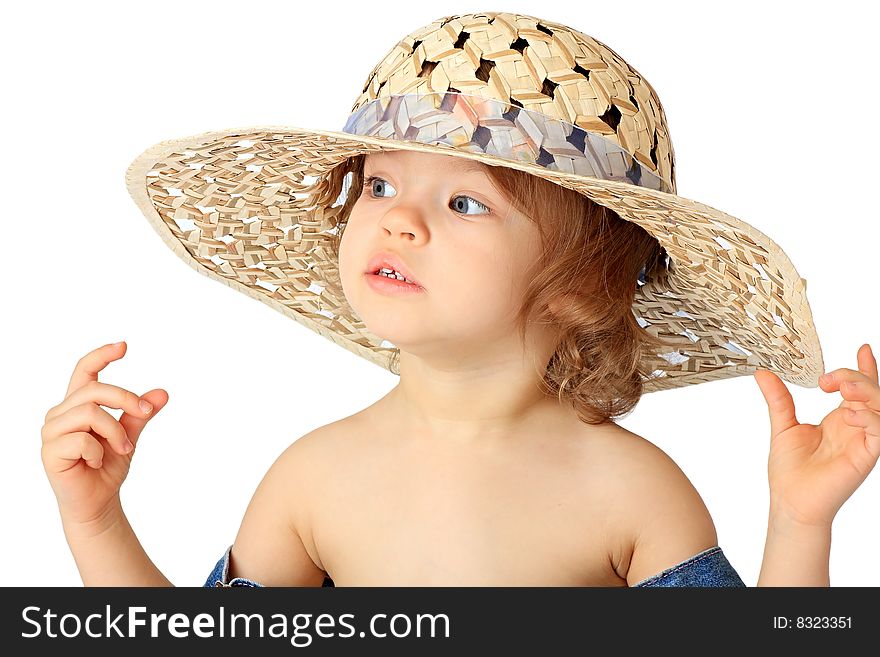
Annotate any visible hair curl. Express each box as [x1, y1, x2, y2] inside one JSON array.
[[319, 152, 682, 426]]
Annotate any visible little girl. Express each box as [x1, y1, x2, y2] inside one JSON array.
[[41, 11, 880, 587]]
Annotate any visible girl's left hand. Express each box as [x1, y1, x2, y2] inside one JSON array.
[[753, 343, 880, 528]]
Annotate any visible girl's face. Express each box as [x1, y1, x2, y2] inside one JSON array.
[[338, 149, 549, 363]]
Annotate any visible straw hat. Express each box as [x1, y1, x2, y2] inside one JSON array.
[[124, 10, 823, 391]]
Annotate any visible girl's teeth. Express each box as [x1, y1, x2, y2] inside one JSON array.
[[378, 268, 413, 283]]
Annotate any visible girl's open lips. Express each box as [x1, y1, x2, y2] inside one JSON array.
[[364, 272, 425, 295]]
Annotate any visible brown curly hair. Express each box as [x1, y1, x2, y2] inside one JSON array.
[[320, 152, 682, 426]]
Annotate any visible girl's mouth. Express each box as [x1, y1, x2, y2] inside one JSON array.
[[364, 271, 425, 295]]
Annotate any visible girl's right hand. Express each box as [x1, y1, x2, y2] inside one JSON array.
[[41, 341, 169, 528]]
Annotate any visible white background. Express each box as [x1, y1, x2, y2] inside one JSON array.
[[4, 0, 878, 586]]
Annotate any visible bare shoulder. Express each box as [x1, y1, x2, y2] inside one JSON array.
[[226, 423, 342, 586], [592, 424, 719, 586]]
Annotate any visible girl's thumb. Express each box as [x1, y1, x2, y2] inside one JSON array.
[[753, 369, 798, 438], [120, 389, 169, 445]]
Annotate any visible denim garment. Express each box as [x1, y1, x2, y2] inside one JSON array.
[[630, 546, 746, 587], [205, 544, 744, 588], [205, 544, 334, 587]]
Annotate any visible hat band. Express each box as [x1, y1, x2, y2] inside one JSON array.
[[341, 91, 669, 194]]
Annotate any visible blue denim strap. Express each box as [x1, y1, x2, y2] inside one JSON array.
[[204, 544, 336, 587], [631, 546, 746, 587], [203, 544, 265, 588]]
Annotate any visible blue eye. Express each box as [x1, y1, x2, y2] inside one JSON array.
[[363, 175, 396, 198], [450, 195, 490, 216], [362, 175, 491, 216]]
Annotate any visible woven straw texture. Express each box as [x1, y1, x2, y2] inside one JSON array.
[[125, 11, 823, 391]]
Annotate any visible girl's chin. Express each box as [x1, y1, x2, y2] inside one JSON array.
[[361, 323, 420, 349]]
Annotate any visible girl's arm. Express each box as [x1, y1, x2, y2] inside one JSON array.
[[62, 499, 173, 587], [41, 342, 172, 587], [753, 343, 880, 587], [758, 512, 830, 586], [218, 433, 331, 587]]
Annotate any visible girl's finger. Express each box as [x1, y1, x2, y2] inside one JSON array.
[[42, 403, 133, 456], [837, 379, 880, 413], [41, 431, 105, 473], [118, 388, 168, 449], [844, 408, 880, 461], [820, 367, 877, 391], [66, 342, 127, 400], [858, 344, 878, 386], [754, 368, 799, 437], [47, 379, 152, 424]]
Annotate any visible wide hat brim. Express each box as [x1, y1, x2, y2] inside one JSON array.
[[125, 124, 824, 391]]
